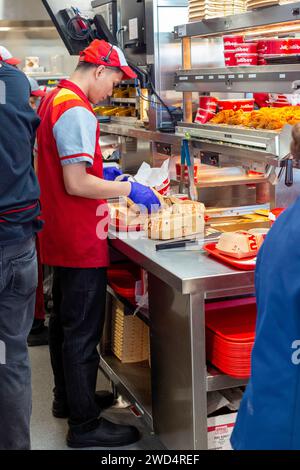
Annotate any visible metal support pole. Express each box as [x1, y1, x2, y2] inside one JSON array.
[[182, 37, 193, 124]]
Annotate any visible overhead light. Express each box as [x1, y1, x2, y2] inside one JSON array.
[[0, 27, 12, 32]]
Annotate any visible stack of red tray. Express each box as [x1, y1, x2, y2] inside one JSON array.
[[108, 262, 141, 305], [205, 297, 257, 379]]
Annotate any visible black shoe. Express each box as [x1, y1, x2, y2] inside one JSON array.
[[27, 326, 49, 347], [66, 417, 140, 448], [52, 390, 115, 419]]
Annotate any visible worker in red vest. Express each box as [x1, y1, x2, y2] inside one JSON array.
[[37, 39, 160, 448]]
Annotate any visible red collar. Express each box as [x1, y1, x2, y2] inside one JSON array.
[[57, 79, 94, 113]]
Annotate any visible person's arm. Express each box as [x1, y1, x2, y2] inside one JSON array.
[[54, 106, 161, 210], [63, 162, 131, 199]]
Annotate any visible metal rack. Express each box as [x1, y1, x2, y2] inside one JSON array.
[[175, 64, 300, 94], [174, 2, 300, 38]]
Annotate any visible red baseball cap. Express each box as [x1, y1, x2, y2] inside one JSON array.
[[28, 77, 47, 98], [79, 39, 137, 81], [0, 46, 21, 66]]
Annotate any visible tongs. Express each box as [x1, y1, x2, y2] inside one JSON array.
[[179, 139, 198, 201]]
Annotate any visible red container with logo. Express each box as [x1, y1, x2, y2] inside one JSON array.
[[195, 96, 218, 124], [217, 99, 255, 112], [287, 38, 300, 54], [198, 96, 218, 111], [235, 42, 257, 54], [258, 55, 267, 65], [236, 53, 258, 66], [223, 35, 244, 50], [264, 38, 289, 56], [176, 164, 198, 183], [224, 50, 237, 67]]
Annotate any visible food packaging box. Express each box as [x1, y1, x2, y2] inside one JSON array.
[[176, 163, 199, 183], [235, 42, 257, 54], [235, 53, 258, 66], [216, 230, 264, 259], [109, 202, 148, 229], [224, 50, 237, 66], [287, 38, 300, 54], [195, 96, 218, 123], [146, 200, 205, 240], [264, 38, 289, 56], [223, 35, 244, 50], [217, 98, 255, 112], [207, 413, 237, 450]]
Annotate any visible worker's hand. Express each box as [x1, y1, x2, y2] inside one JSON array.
[[103, 167, 123, 181], [129, 182, 161, 213]]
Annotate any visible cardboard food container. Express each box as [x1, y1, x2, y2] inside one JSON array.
[[207, 413, 237, 450], [264, 38, 289, 56], [287, 38, 300, 54], [146, 199, 205, 240], [216, 230, 264, 259], [195, 96, 218, 124], [176, 163, 199, 183], [224, 50, 237, 67], [223, 35, 244, 50], [235, 53, 258, 66], [235, 42, 257, 54], [109, 202, 148, 229], [217, 98, 255, 112]]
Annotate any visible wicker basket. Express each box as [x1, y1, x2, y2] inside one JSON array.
[[111, 299, 149, 364]]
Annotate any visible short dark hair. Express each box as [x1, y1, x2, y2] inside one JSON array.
[[75, 62, 122, 75]]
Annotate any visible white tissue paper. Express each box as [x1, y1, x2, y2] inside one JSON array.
[[134, 159, 170, 195]]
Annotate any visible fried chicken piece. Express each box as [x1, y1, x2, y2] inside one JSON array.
[[210, 109, 235, 124], [227, 109, 245, 126], [266, 119, 285, 130]]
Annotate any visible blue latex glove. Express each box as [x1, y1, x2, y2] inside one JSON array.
[[103, 167, 123, 181], [129, 182, 161, 213]]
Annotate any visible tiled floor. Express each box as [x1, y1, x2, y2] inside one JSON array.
[[29, 345, 164, 450]]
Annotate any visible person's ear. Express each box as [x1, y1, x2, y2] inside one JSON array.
[[95, 65, 105, 80]]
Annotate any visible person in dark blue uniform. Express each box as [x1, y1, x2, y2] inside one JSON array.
[[231, 123, 300, 450], [0, 57, 41, 449]]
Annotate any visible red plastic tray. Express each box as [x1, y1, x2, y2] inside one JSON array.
[[203, 242, 256, 270], [110, 220, 143, 232], [108, 263, 141, 300]]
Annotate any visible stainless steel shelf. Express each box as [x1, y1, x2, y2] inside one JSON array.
[[111, 97, 138, 104], [172, 176, 267, 188], [206, 366, 248, 392], [175, 65, 300, 94], [176, 122, 293, 163], [100, 355, 153, 430], [174, 3, 300, 38], [100, 122, 182, 146]]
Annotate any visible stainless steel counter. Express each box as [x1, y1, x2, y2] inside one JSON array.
[[109, 229, 254, 296], [105, 229, 252, 450]]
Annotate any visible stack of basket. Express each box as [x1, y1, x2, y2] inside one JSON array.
[[188, 0, 246, 22], [205, 297, 257, 379], [111, 299, 150, 364]]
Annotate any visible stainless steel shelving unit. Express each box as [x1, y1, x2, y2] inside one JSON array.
[[175, 64, 300, 94], [111, 97, 138, 104], [106, 230, 252, 450], [174, 2, 300, 38], [100, 355, 153, 430]]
